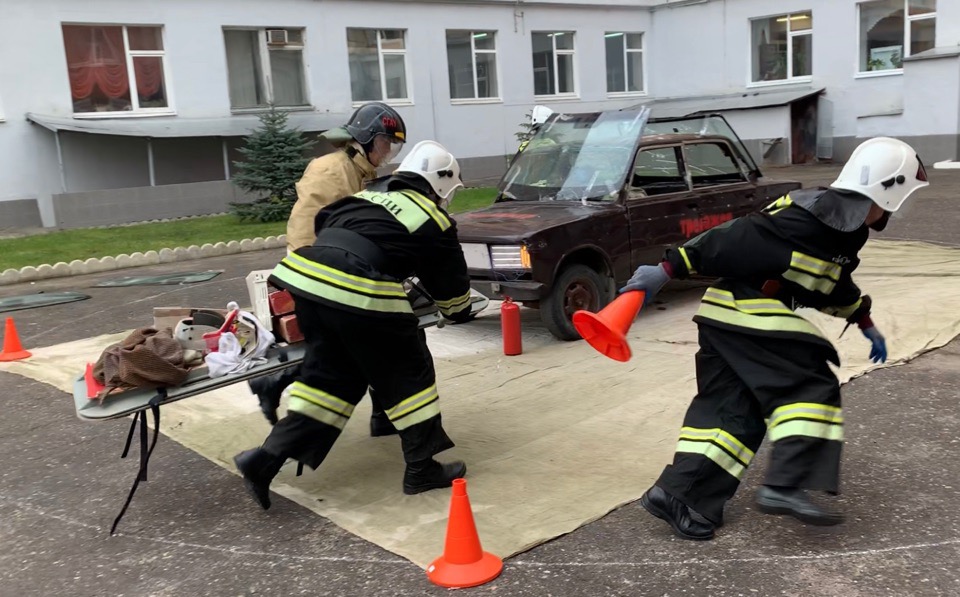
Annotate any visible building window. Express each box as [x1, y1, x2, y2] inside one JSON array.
[[62, 25, 171, 115], [223, 28, 307, 110], [859, 0, 936, 73], [750, 12, 812, 83], [446, 31, 498, 100], [605, 32, 644, 94], [532, 32, 576, 97], [347, 29, 410, 103]]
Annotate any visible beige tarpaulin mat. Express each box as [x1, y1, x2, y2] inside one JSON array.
[[5, 239, 960, 567]]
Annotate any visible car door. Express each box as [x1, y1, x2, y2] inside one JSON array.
[[675, 140, 757, 242], [625, 144, 697, 270]]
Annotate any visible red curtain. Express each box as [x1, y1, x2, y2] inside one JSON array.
[[62, 25, 130, 105], [133, 57, 163, 99]]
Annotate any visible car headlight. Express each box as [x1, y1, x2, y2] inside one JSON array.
[[490, 245, 532, 269]]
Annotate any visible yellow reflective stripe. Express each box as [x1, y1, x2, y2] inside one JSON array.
[[821, 298, 862, 319], [283, 253, 406, 297], [768, 420, 844, 442], [769, 402, 842, 428], [435, 290, 472, 315], [783, 269, 837, 294], [790, 251, 841, 282], [400, 190, 452, 231], [696, 298, 826, 339], [288, 396, 350, 430], [287, 382, 355, 430], [290, 382, 355, 417], [765, 194, 794, 215], [392, 400, 441, 430], [703, 288, 798, 315], [676, 439, 746, 480], [355, 190, 431, 233], [678, 247, 697, 275], [271, 264, 413, 314], [386, 385, 439, 421], [679, 427, 755, 464]]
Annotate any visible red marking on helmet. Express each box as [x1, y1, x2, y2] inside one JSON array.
[[916, 157, 928, 182], [382, 116, 398, 130]]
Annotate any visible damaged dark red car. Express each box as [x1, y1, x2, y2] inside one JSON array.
[[456, 108, 802, 340]]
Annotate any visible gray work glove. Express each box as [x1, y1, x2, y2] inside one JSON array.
[[619, 263, 672, 304]]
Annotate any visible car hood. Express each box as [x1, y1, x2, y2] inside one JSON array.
[[455, 202, 620, 244]]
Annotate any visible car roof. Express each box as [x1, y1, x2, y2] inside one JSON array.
[[638, 133, 731, 145]]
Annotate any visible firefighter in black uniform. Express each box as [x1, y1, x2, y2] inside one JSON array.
[[621, 137, 929, 540], [234, 140, 475, 508]]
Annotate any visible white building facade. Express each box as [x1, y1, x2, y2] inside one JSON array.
[[1, 0, 957, 229]]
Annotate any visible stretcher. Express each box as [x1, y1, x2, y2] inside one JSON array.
[[72, 295, 489, 534]]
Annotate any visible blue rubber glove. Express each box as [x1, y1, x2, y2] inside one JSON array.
[[619, 263, 671, 303], [861, 326, 887, 364]]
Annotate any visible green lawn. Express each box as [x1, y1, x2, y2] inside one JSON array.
[[0, 187, 498, 271]]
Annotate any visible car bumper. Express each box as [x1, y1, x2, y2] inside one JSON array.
[[469, 279, 544, 302]]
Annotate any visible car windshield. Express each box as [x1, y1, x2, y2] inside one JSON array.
[[499, 108, 650, 203]]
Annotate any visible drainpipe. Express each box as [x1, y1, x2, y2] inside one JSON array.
[[54, 130, 67, 193], [146, 136, 156, 186]]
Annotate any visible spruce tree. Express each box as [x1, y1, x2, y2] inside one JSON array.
[[230, 106, 316, 222]]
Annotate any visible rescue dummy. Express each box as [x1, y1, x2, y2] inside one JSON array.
[[622, 137, 929, 540], [234, 141, 475, 508], [249, 102, 407, 436]]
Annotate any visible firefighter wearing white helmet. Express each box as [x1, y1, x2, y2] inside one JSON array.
[[625, 137, 929, 540], [234, 140, 474, 510]]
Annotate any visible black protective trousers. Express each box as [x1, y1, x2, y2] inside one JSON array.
[[656, 325, 843, 524], [262, 298, 454, 469]]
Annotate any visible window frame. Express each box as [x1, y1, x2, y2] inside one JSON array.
[[348, 28, 413, 107], [447, 30, 502, 104], [681, 141, 750, 189], [64, 23, 176, 119], [223, 26, 311, 113], [532, 31, 578, 99], [605, 31, 647, 97], [747, 12, 814, 88], [628, 144, 691, 200], [855, 0, 937, 78]]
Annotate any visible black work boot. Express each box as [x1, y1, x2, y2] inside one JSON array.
[[756, 485, 844, 526], [403, 459, 467, 495], [640, 485, 715, 540], [370, 408, 399, 437], [233, 448, 286, 510], [248, 368, 297, 425]]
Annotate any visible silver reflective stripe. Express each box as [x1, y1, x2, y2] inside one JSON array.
[[399, 190, 451, 231], [271, 264, 413, 314], [676, 440, 747, 480]]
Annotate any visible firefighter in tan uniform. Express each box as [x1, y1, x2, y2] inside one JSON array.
[[621, 137, 929, 540], [234, 141, 474, 508], [249, 102, 407, 435]]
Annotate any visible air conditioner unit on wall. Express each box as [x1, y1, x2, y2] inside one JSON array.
[[266, 29, 288, 46]]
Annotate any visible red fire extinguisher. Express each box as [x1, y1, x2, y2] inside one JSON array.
[[501, 297, 522, 356]]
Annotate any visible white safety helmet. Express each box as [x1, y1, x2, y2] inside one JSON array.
[[530, 105, 554, 127], [395, 140, 464, 204], [830, 137, 929, 212]]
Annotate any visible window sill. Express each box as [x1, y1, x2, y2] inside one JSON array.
[[746, 77, 813, 89], [351, 100, 414, 108], [855, 69, 903, 79], [606, 91, 648, 99], [534, 94, 581, 103], [450, 97, 503, 105], [230, 105, 314, 115], [73, 110, 177, 120]]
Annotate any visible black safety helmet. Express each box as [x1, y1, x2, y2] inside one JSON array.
[[344, 102, 407, 146]]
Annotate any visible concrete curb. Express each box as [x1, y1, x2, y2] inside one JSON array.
[[0, 235, 287, 286]]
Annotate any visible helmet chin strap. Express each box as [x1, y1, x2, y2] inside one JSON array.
[[869, 211, 891, 232]]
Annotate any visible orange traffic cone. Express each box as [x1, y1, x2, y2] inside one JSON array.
[[0, 317, 31, 362], [426, 478, 503, 589], [572, 290, 645, 362]]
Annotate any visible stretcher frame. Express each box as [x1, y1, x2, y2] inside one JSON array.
[[71, 296, 489, 534]]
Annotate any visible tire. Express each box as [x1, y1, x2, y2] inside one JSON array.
[[541, 264, 612, 341]]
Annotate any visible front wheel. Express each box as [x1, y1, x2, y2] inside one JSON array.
[[541, 264, 612, 341]]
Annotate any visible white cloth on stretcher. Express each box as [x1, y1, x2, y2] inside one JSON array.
[[205, 301, 275, 377]]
